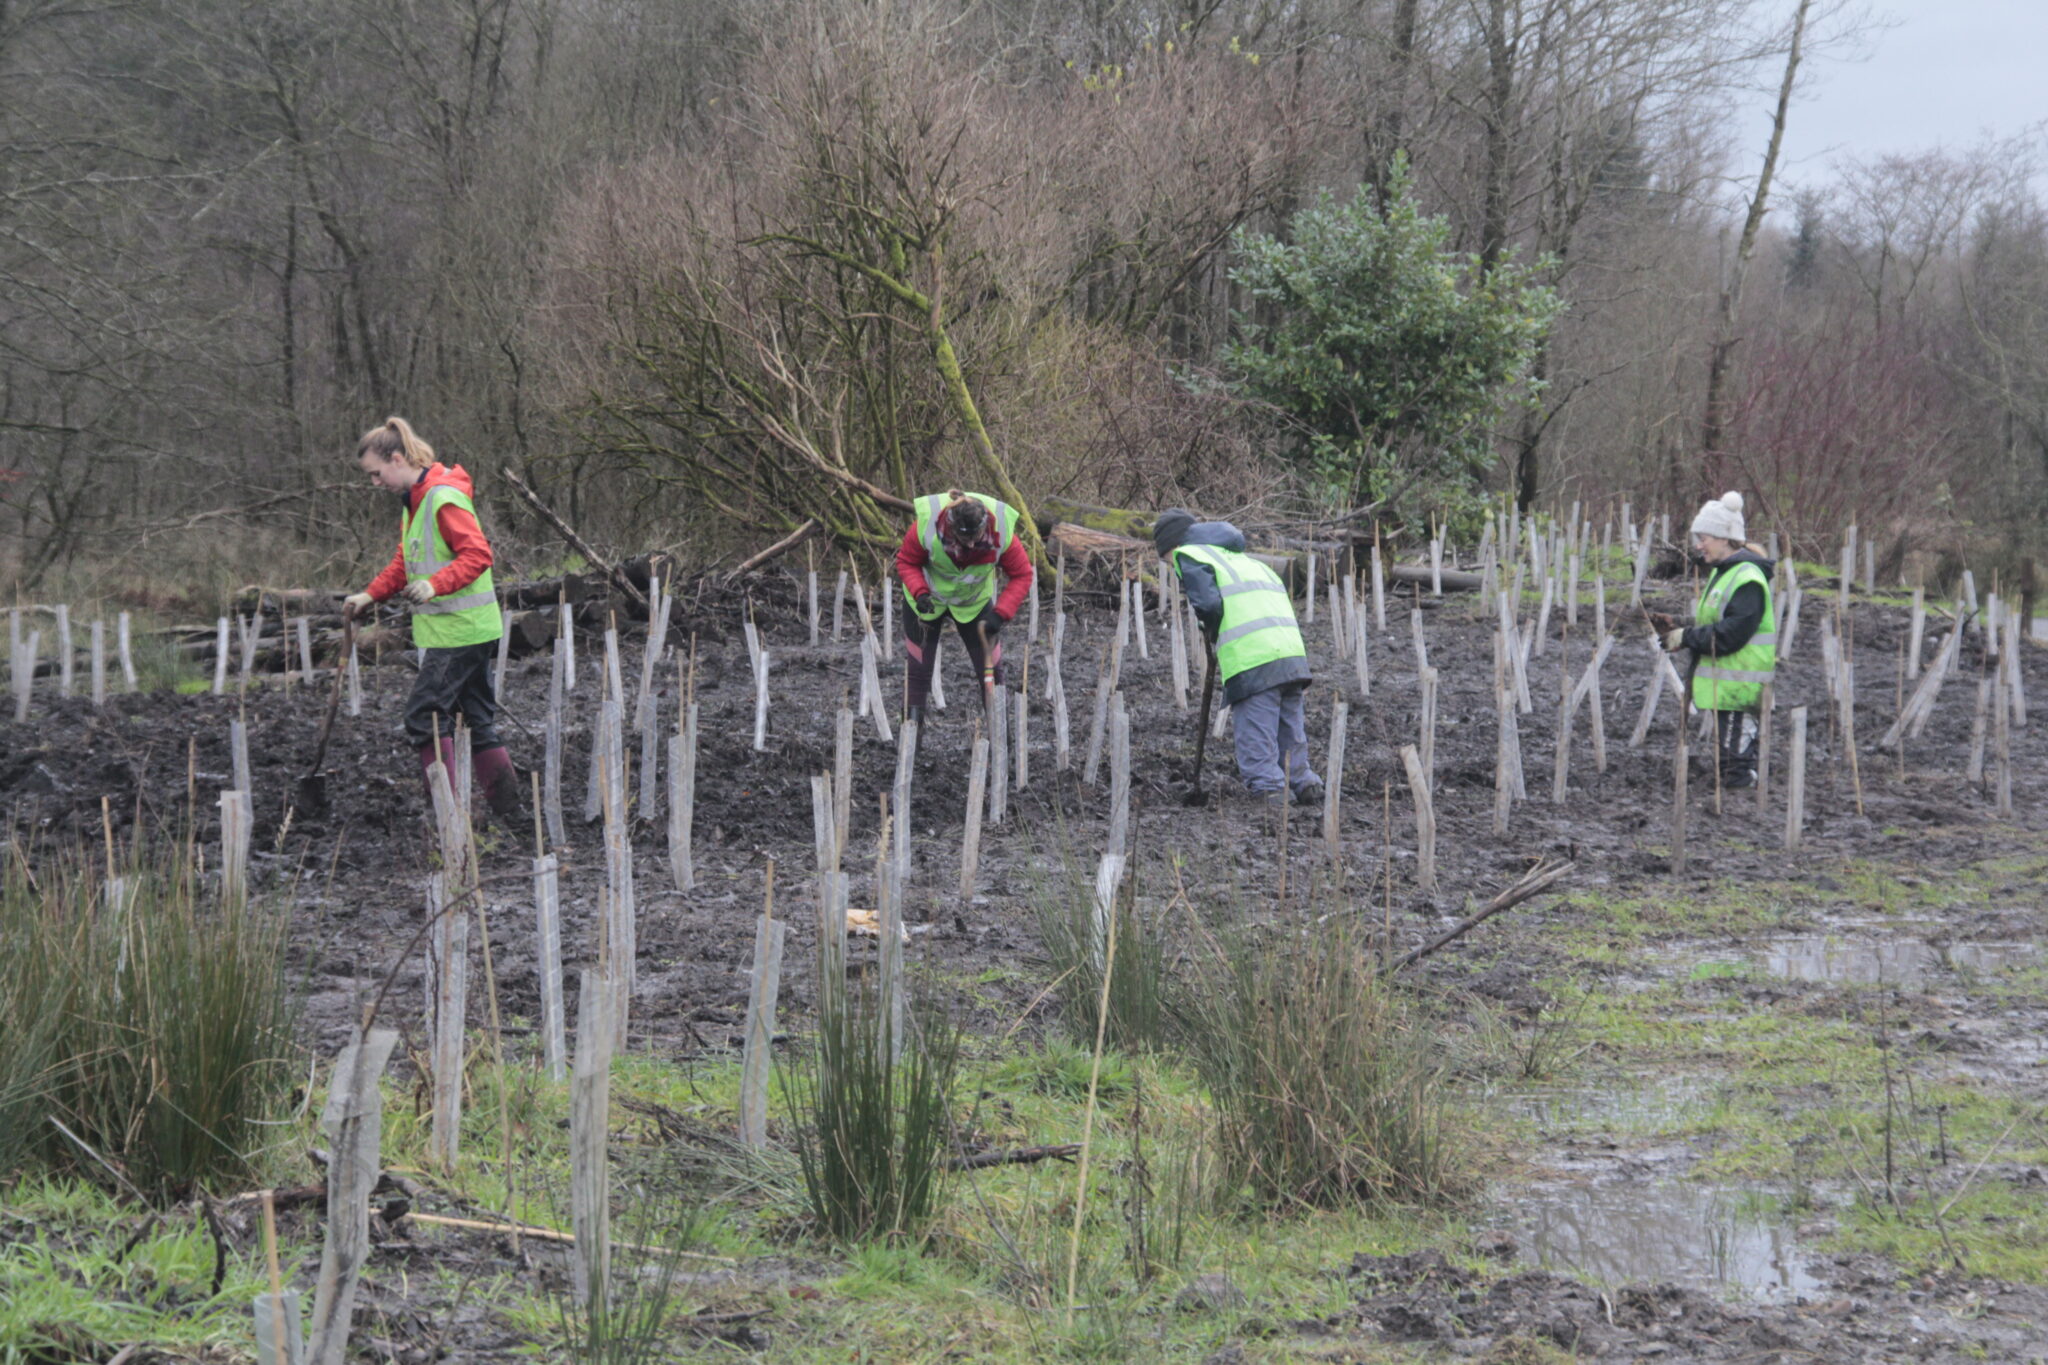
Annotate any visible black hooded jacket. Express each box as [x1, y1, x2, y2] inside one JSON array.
[[1678, 548, 1774, 657]]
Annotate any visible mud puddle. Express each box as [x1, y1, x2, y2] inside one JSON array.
[[1663, 932, 2039, 987], [1497, 1177, 1826, 1300], [1499, 1072, 1716, 1134]]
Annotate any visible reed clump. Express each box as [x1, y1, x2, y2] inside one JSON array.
[[0, 843, 299, 1198]]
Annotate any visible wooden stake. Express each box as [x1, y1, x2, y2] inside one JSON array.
[[1908, 586, 1926, 680], [1493, 678, 1515, 836], [876, 808, 904, 1062], [860, 634, 893, 740], [1784, 706, 1809, 850], [89, 619, 105, 708], [1131, 578, 1150, 660], [1400, 744, 1436, 894], [55, 603, 72, 697], [1083, 643, 1113, 786], [423, 871, 467, 1174], [1418, 664, 1438, 792], [961, 734, 989, 901], [1323, 700, 1348, 863], [568, 969, 614, 1311], [1014, 688, 1030, 792], [534, 845, 566, 1082], [989, 674, 1010, 825], [892, 719, 917, 881], [1995, 645, 2014, 819], [1051, 615, 1072, 771], [834, 704, 854, 854], [543, 641, 566, 847], [738, 865, 785, 1147], [1371, 538, 1387, 632], [1755, 684, 1774, 811], [1106, 694, 1132, 860], [307, 1027, 398, 1365], [1552, 650, 1573, 803], [1968, 674, 1989, 785], [1671, 704, 1690, 875], [670, 693, 697, 891]]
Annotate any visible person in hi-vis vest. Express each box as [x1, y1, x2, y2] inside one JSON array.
[[894, 489, 1035, 729], [343, 417, 523, 821], [1652, 490, 1776, 790], [1153, 509, 1323, 810]]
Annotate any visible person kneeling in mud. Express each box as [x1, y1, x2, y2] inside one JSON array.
[[1153, 508, 1322, 812], [1652, 490, 1775, 791]]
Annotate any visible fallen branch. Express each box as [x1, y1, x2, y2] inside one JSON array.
[[949, 1143, 1082, 1171], [397, 1210, 735, 1261], [726, 519, 819, 579], [500, 467, 650, 613], [1391, 860, 1576, 972]]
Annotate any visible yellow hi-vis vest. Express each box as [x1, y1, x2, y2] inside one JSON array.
[[1169, 542, 1306, 683], [1691, 558, 1775, 712], [904, 491, 1020, 623], [402, 483, 502, 649]]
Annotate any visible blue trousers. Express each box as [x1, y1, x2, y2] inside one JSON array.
[[1230, 682, 1319, 796]]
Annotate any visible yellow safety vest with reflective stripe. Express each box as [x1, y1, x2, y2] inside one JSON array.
[[904, 491, 1019, 623], [1691, 558, 1775, 712], [1169, 543, 1306, 683], [402, 484, 502, 649]]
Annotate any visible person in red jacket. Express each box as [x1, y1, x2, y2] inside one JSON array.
[[341, 417, 521, 820], [895, 489, 1034, 728]]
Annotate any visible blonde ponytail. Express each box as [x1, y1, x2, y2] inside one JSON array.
[[356, 416, 437, 470]]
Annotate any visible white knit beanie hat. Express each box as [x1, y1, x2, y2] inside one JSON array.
[[1689, 490, 1745, 542]]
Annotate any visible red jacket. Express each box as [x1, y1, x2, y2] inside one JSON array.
[[894, 506, 1034, 621], [364, 464, 494, 602]]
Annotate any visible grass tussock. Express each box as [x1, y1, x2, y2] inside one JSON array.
[[786, 983, 963, 1243], [1032, 854, 1168, 1054], [1176, 915, 1465, 1210], [0, 843, 300, 1199]]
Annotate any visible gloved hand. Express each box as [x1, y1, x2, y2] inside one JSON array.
[[1663, 628, 1687, 652], [402, 578, 438, 605], [342, 592, 376, 621], [914, 591, 935, 618], [975, 605, 1004, 639]]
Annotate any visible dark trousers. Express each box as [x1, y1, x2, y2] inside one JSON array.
[[404, 641, 502, 748], [1710, 709, 1759, 782], [902, 612, 1002, 710]]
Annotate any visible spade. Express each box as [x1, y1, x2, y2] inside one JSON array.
[[291, 617, 354, 816]]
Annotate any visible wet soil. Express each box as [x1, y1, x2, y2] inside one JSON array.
[[6, 576, 2045, 1362]]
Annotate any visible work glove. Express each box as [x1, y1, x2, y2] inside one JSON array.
[[342, 592, 376, 621], [974, 605, 1004, 639], [914, 591, 935, 618], [1663, 628, 1687, 652], [402, 578, 438, 605]]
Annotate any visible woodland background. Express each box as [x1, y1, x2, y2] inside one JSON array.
[[3, 0, 2042, 597]]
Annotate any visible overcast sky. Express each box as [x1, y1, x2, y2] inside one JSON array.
[[1760, 0, 2048, 180]]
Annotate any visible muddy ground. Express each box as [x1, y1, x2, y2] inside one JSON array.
[[5, 569, 2045, 1363]]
